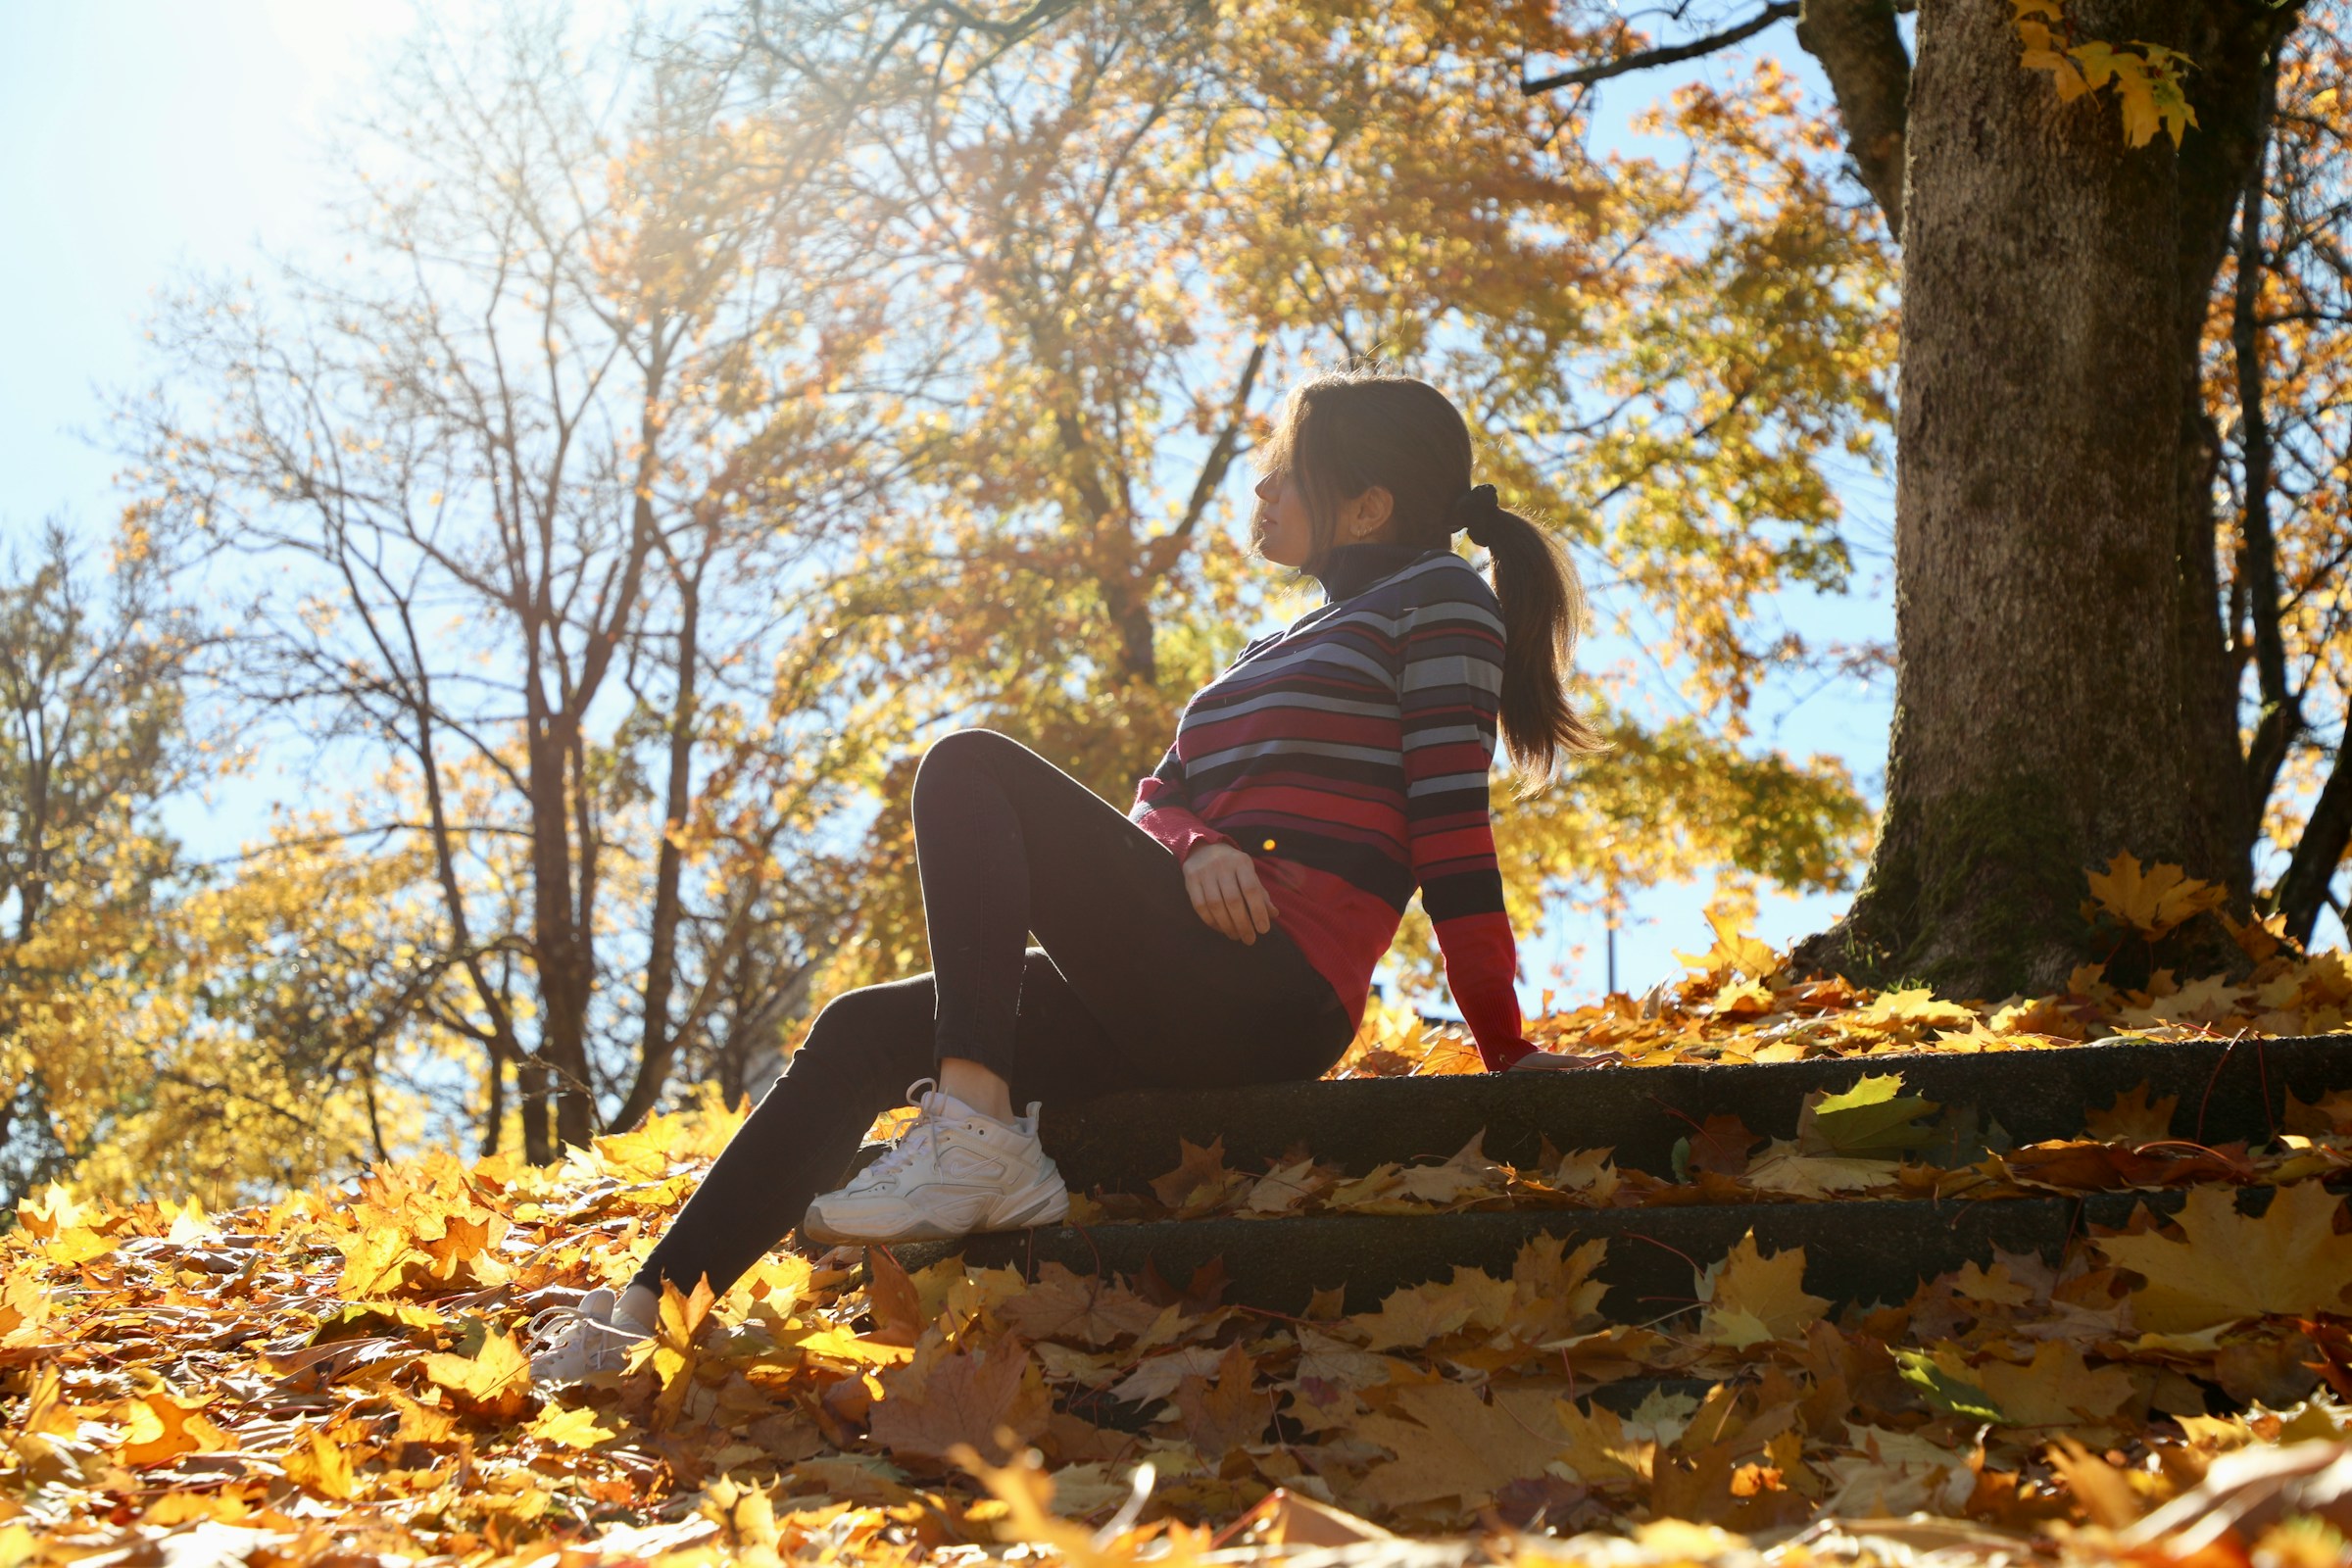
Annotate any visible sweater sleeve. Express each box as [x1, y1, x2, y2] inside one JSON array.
[[1131, 739, 1241, 865], [1399, 568, 1534, 1070]]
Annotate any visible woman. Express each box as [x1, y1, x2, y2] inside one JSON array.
[[526, 367, 1609, 1382]]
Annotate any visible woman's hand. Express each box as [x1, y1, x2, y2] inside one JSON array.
[[1507, 1047, 1621, 1071], [1183, 842, 1280, 944]]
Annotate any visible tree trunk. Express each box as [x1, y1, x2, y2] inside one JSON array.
[[527, 711, 598, 1149], [480, 1035, 505, 1157], [517, 1050, 554, 1166], [1801, 0, 2237, 997], [612, 566, 703, 1133]]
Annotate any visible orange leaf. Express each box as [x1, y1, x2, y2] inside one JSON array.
[[870, 1338, 1049, 1463]]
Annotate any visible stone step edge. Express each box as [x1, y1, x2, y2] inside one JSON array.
[[1022, 1034, 2343, 1192], [881, 1188, 2229, 1319]]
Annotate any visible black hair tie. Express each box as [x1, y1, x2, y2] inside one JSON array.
[[1450, 482, 1502, 549]]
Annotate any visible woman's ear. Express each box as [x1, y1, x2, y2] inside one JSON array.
[[1342, 485, 1394, 542]]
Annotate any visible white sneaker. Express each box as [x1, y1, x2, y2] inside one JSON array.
[[802, 1078, 1069, 1246], [524, 1287, 652, 1384]]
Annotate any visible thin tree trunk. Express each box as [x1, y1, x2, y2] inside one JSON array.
[[480, 1034, 507, 1158], [2232, 78, 2295, 828], [2169, 12, 2296, 896], [517, 1050, 553, 1165], [612, 564, 703, 1132], [527, 709, 598, 1149]]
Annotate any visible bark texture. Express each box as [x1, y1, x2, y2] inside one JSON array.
[[1800, 0, 2250, 996]]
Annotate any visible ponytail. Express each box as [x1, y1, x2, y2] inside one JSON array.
[[1446, 482, 1607, 799]]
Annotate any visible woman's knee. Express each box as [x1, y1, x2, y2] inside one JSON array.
[[782, 979, 934, 1092], [912, 727, 1022, 807]]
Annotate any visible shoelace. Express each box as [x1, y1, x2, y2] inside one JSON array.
[[858, 1077, 953, 1187], [522, 1300, 637, 1360]]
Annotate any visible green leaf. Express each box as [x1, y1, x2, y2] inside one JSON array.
[[1798, 1073, 1941, 1156], [1894, 1349, 2007, 1423]]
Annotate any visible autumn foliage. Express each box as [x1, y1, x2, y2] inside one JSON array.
[[10, 858, 2352, 1564]]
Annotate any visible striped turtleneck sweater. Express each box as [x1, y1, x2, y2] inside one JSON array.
[[1130, 540, 1533, 1071]]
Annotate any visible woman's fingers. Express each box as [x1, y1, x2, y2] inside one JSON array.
[[1186, 862, 1245, 941], [1214, 865, 1256, 943], [1183, 848, 1281, 943], [1238, 867, 1276, 934]]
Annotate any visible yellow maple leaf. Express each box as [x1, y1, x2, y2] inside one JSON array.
[[1674, 901, 1780, 983], [1244, 1156, 1332, 1215], [336, 1224, 438, 1298], [1952, 1260, 2037, 1307], [1698, 1232, 1830, 1348], [870, 1339, 1050, 1464], [1848, 989, 1976, 1034], [1350, 1267, 1514, 1351], [15, 1183, 96, 1241], [0, 1274, 48, 1349], [1551, 1396, 1648, 1487], [2084, 1083, 2179, 1144], [1506, 1234, 1610, 1344], [1353, 1382, 1575, 1508], [1744, 1141, 1901, 1200], [1392, 1132, 1507, 1206], [2083, 853, 2228, 940], [117, 1395, 232, 1468], [790, 1325, 917, 1368], [279, 1428, 358, 1500], [1970, 1342, 2135, 1426], [40, 1226, 116, 1268], [524, 1402, 617, 1450], [2098, 1182, 2352, 1331], [421, 1327, 533, 1421]]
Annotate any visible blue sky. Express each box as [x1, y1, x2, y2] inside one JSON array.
[[0, 3, 1896, 1013]]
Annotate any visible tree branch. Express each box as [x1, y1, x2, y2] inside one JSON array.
[[1792, 0, 1913, 241], [1521, 4, 1800, 95], [2276, 739, 2352, 950]]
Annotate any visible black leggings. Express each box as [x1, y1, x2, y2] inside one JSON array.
[[631, 727, 1355, 1301]]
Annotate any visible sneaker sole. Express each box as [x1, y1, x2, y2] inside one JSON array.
[[801, 1165, 1070, 1248]]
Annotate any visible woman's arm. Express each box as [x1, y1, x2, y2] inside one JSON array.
[[1131, 739, 1241, 864], [1397, 571, 1535, 1071]]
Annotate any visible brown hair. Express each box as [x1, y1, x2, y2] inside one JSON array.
[[1255, 365, 1606, 797]]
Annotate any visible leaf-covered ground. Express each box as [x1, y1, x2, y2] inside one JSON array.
[[10, 872, 2352, 1568]]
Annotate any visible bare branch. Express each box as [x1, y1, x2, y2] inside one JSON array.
[[1521, 4, 1799, 95]]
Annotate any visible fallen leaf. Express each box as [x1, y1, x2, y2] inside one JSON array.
[[995, 1263, 1163, 1348], [1351, 1267, 1514, 1351], [1174, 1343, 1265, 1458], [526, 1402, 618, 1450], [1353, 1382, 1575, 1509], [2084, 1083, 2180, 1143], [421, 1326, 533, 1421], [1150, 1137, 1243, 1213], [1797, 1074, 1939, 1155], [870, 1337, 1049, 1462], [2084, 852, 2228, 941], [2098, 1182, 2352, 1332], [1699, 1233, 1830, 1348]]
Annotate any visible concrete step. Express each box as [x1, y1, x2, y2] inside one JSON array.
[[1021, 1034, 2340, 1193], [894, 1188, 2227, 1319]]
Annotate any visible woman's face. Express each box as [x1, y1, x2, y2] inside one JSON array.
[[1250, 466, 1316, 569], [1250, 466, 1391, 568]]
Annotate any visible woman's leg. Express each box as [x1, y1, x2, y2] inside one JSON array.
[[908, 727, 1354, 1092], [627, 953, 1125, 1306]]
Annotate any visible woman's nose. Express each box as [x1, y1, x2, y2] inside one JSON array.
[[1253, 471, 1276, 502]]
